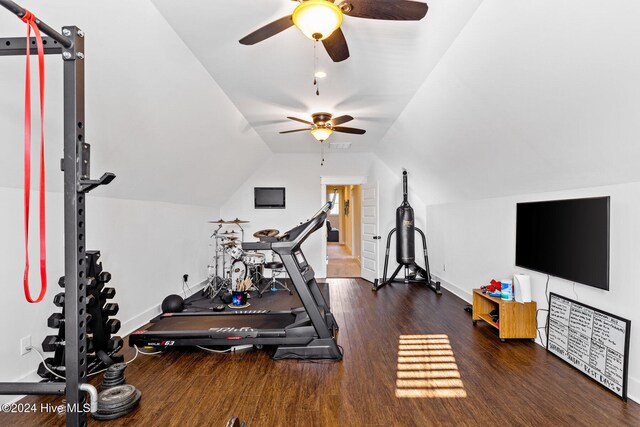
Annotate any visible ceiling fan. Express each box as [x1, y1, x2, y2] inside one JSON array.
[[280, 112, 366, 143], [239, 0, 428, 62]]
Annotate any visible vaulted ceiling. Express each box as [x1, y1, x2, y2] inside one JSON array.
[[378, 0, 640, 204], [2, 1, 639, 208], [151, 0, 483, 153]]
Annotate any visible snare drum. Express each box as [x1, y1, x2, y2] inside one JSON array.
[[226, 246, 244, 260], [243, 251, 265, 266]]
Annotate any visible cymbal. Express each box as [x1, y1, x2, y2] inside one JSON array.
[[224, 236, 239, 241], [222, 242, 239, 247], [222, 230, 239, 235], [208, 218, 232, 224], [230, 218, 250, 224], [254, 229, 279, 238]]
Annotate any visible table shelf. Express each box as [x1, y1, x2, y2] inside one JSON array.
[[472, 289, 536, 341]]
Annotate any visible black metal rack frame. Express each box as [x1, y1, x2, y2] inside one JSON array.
[[0, 1, 114, 425]]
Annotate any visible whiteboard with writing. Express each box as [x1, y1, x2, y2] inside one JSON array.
[[547, 293, 631, 400]]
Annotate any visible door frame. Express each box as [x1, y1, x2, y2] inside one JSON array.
[[320, 176, 368, 278]]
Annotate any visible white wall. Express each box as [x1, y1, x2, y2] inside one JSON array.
[[221, 152, 427, 279], [0, 186, 213, 400], [427, 182, 640, 403], [377, 1, 640, 207], [0, 0, 271, 207]]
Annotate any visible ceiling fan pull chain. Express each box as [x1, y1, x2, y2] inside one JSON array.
[[314, 40, 320, 96]]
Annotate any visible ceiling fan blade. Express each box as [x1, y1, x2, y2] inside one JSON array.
[[333, 126, 366, 135], [343, 0, 428, 21], [280, 128, 312, 134], [329, 115, 354, 126], [286, 116, 314, 125], [239, 15, 294, 45], [322, 28, 350, 62]]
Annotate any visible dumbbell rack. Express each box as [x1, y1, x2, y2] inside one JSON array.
[[0, 1, 116, 426], [40, 251, 123, 381]]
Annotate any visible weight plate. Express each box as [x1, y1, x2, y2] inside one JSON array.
[[98, 384, 136, 408], [92, 391, 141, 420], [102, 381, 125, 389], [99, 394, 136, 411], [107, 363, 127, 372], [95, 390, 141, 416]]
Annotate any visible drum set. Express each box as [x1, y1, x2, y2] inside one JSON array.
[[205, 218, 270, 299]]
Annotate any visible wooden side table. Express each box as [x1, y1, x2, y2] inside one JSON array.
[[472, 289, 537, 342]]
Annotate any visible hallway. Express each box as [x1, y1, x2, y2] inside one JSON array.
[[327, 243, 360, 278]]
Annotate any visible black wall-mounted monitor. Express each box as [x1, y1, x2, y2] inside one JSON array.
[[254, 187, 286, 209], [515, 196, 610, 290]]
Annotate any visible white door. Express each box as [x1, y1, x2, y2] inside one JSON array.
[[361, 181, 379, 282]]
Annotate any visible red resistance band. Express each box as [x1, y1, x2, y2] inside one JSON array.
[[21, 9, 47, 303]]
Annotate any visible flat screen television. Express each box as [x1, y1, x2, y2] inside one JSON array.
[[515, 196, 610, 290], [254, 187, 285, 209]]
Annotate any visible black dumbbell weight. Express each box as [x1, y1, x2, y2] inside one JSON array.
[[103, 303, 119, 316], [107, 336, 123, 352], [42, 335, 64, 352], [86, 294, 96, 306], [106, 319, 121, 334], [100, 287, 116, 300], [98, 271, 112, 284], [48, 313, 64, 329], [53, 292, 65, 307], [37, 357, 62, 379]]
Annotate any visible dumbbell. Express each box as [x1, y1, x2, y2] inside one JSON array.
[[53, 292, 65, 308], [107, 336, 123, 352], [58, 276, 99, 289], [42, 335, 65, 352], [48, 313, 93, 329], [48, 313, 64, 329], [85, 294, 96, 307], [98, 271, 112, 283], [106, 318, 121, 334], [100, 287, 116, 300], [37, 358, 62, 379], [103, 303, 119, 316]]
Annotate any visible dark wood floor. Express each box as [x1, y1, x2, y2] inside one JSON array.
[[2, 278, 639, 426]]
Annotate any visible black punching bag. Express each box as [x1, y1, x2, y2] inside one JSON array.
[[396, 171, 415, 264]]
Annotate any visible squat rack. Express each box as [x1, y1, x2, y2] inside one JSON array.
[[0, 1, 114, 425]]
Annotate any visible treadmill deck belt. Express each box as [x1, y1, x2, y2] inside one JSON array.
[[145, 313, 296, 332]]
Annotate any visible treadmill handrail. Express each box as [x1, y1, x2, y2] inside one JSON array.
[[276, 190, 337, 247]]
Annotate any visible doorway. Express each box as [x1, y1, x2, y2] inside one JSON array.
[[326, 184, 362, 278]]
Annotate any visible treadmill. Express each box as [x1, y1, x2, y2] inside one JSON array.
[[129, 196, 342, 360]]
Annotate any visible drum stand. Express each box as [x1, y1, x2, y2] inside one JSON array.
[[205, 228, 231, 300], [246, 265, 263, 293]]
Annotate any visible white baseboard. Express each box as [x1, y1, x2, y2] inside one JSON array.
[[0, 278, 208, 405], [120, 278, 208, 336], [627, 376, 639, 404], [432, 274, 472, 303]]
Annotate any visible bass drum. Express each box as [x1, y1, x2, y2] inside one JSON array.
[[243, 251, 265, 266], [230, 259, 248, 285]]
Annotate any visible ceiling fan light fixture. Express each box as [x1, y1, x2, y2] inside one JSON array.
[[311, 127, 333, 142], [292, 0, 343, 41]]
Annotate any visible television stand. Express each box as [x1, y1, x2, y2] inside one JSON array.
[[472, 289, 536, 342]]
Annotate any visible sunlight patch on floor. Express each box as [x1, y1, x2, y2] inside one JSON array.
[[395, 334, 467, 398]]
